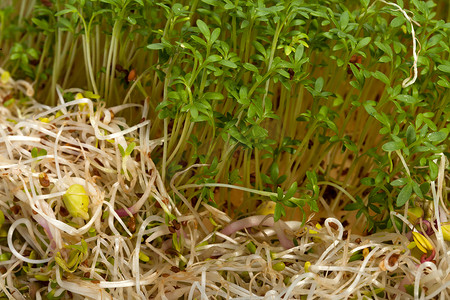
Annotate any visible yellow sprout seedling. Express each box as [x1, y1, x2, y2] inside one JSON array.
[[441, 224, 450, 242], [407, 207, 423, 224], [62, 184, 90, 220], [412, 232, 433, 253], [256, 201, 276, 215], [1, 71, 11, 84]]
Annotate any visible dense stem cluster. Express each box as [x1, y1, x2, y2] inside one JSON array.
[[0, 0, 449, 298], [0, 71, 448, 299]]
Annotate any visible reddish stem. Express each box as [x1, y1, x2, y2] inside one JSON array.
[[420, 248, 436, 263]]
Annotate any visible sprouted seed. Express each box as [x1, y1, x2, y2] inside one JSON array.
[[0, 69, 449, 299]]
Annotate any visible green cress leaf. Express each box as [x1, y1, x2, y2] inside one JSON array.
[[437, 64, 450, 74], [406, 125, 416, 145], [340, 10, 349, 30], [243, 63, 259, 73], [372, 71, 390, 85], [196, 19, 210, 41], [396, 183, 412, 207], [427, 130, 448, 143], [357, 37, 371, 49], [429, 160, 438, 180], [382, 141, 404, 152], [391, 178, 407, 186], [274, 203, 285, 222], [146, 43, 165, 50]]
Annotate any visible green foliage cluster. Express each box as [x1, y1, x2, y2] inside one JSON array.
[[1, 0, 449, 231]]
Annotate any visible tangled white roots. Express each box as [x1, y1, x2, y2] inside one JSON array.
[[0, 69, 448, 299]]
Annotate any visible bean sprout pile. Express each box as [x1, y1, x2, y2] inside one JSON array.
[[0, 69, 449, 299]]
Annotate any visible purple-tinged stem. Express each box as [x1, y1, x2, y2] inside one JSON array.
[[420, 248, 436, 263], [115, 207, 136, 217], [221, 215, 294, 249]]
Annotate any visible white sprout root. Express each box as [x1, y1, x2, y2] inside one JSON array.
[[0, 69, 449, 299]]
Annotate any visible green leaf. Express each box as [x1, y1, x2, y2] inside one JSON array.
[[315, 77, 324, 92], [295, 44, 304, 62], [55, 8, 76, 17], [243, 63, 259, 73], [31, 147, 38, 158], [422, 117, 437, 131], [437, 78, 450, 88], [261, 173, 273, 184], [357, 37, 371, 49], [146, 43, 165, 50], [344, 202, 362, 211], [363, 101, 377, 116], [274, 203, 285, 222], [210, 28, 220, 44], [196, 19, 210, 41], [427, 130, 448, 143], [277, 186, 283, 200], [270, 164, 279, 182], [220, 60, 238, 68], [32, 18, 50, 31], [406, 125, 416, 145], [191, 35, 207, 47], [127, 16, 136, 25], [372, 71, 390, 85], [396, 183, 412, 207], [379, 56, 392, 63], [204, 55, 221, 64], [382, 141, 404, 152], [190, 105, 198, 119], [375, 41, 393, 57], [429, 160, 438, 180], [31, 147, 47, 158], [396, 94, 420, 104], [391, 178, 407, 186], [361, 0, 370, 8], [277, 69, 290, 78], [412, 181, 423, 199], [203, 92, 224, 100], [340, 11, 349, 30], [125, 142, 136, 156], [284, 182, 297, 200], [361, 177, 375, 186], [228, 127, 251, 148], [118, 144, 125, 157], [437, 64, 450, 74], [390, 16, 404, 27], [253, 41, 267, 58]]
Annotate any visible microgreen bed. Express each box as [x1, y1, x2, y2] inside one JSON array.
[[0, 0, 449, 299]]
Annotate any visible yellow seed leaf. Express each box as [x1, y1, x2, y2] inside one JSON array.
[[407, 241, 416, 250], [55, 111, 64, 118], [1, 71, 11, 84], [412, 232, 433, 253], [441, 223, 450, 242], [363, 247, 370, 258], [139, 252, 150, 262], [304, 261, 311, 272], [0, 210, 4, 228], [273, 261, 285, 271], [84, 91, 100, 99], [256, 201, 276, 215], [62, 184, 90, 220], [407, 207, 423, 223]]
